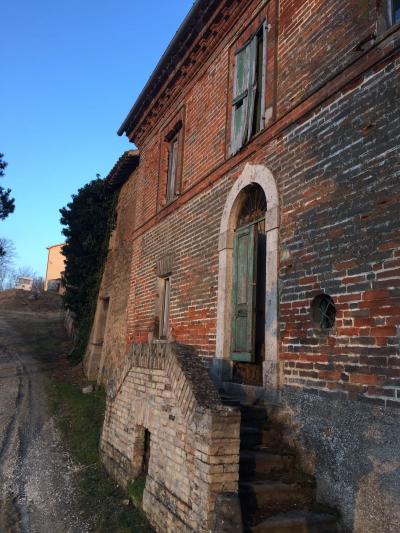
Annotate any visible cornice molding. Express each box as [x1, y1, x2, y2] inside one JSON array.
[[120, 0, 254, 146]]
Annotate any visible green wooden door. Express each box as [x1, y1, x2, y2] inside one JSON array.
[[231, 224, 257, 362]]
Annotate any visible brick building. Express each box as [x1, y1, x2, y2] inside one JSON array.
[[84, 1, 400, 531]]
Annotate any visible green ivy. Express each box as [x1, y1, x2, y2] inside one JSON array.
[[60, 177, 118, 363]]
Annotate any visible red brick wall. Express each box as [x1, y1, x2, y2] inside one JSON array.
[[129, 0, 389, 234], [100, 1, 400, 408], [274, 58, 400, 405], [133, 136, 159, 229], [126, 175, 235, 352], [182, 51, 228, 191], [123, 57, 399, 408], [277, 0, 377, 115]]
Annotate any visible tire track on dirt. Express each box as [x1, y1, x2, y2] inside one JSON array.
[[0, 311, 90, 533], [0, 332, 26, 532]]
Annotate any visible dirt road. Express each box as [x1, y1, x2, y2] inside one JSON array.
[[0, 309, 90, 533]]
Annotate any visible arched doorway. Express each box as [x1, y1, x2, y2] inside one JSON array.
[[215, 164, 279, 390], [231, 184, 267, 385]]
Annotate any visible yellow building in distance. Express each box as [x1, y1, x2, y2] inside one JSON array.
[[45, 243, 65, 293]]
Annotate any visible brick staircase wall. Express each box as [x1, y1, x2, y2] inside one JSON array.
[[100, 342, 241, 532]]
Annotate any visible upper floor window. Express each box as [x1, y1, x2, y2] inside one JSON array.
[[389, 0, 400, 25], [231, 22, 267, 156], [162, 117, 183, 204], [167, 134, 179, 202]]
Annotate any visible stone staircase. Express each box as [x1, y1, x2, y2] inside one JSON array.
[[220, 394, 339, 533]]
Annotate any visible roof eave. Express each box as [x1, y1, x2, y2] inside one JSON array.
[[117, 0, 220, 139], [105, 150, 140, 190]]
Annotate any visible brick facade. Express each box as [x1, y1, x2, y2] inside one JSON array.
[[87, 1, 400, 530]]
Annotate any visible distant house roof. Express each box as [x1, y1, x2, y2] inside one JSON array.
[[46, 243, 65, 250], [106, 150, 140, 190], [117, 0, 220, 138]]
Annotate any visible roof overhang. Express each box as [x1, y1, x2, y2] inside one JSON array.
[[117, 0, 221, 139], [106, 150, 140, 190]]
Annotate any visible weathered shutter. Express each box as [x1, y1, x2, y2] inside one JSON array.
[[231, 43, 251, 155], [246, 35, 258, 141], [231, 224, 257, 362], [261, 21, 268, 130], [167, 137, 178, 201]]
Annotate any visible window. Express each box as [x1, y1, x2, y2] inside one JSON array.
[[163, 118, 183, 203], [390, 0, 400, 25], [231, 22, 267, 155], [167, 135, 179, 201], [310, 294, 336, 330], [159, 111, 184, 208], [159, 277, 171, 339]]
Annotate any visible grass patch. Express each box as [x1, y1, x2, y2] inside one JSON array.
[[128, 476, 146, 507], [48, 380, 154, 532]]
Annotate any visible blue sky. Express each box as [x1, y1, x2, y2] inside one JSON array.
[[0, 0, 194, 276]]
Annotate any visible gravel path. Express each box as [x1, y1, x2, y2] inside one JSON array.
[[0, 311, 90, 533]]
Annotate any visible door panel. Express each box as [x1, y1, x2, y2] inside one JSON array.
[[231, 224, 257, 362]]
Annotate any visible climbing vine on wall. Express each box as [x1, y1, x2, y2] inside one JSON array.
[[60, 177, 118, 363]]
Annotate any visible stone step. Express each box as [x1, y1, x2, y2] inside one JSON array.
[[248, 511, 338, 533], [240, 480, 315, 516], [240, 450, 295, 479], [219, 392, 281, 421], [220, 382, 282, 407], [240, 425, 284, 450], [240, 404, 269, 422], [220, 395, 241, 407], [240, 406, 284, 430]]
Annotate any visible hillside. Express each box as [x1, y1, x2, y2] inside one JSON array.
[[0, 289, 63, 312]]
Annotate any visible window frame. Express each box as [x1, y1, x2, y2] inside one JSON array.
[[166, 133, 179, 202], [159, 114, 184, 207], [230, 20, 267, 156]]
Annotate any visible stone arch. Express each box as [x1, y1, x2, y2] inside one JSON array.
[[215, 163, 279, 389]]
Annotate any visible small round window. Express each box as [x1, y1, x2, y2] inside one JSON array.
[[311, 294, 336, 329]]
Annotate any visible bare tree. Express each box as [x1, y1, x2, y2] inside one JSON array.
[[0, 238, 16, 290], [33, 276, 45, 292], [9, 266, 35, 290], [0, 243, 44, 293]]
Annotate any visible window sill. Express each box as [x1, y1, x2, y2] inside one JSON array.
[[228, 126, 266, 159], [311, 326, 336, 338], [165, 194, 180, 207], [375, 20, 400, 45]]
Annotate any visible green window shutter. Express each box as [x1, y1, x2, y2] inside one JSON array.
[[231, 43, 251, 155], [231, 25, 265, 155], [261, 21, 268, 130], [231, 224, 257, 362], [246, 35, 258, 142]]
